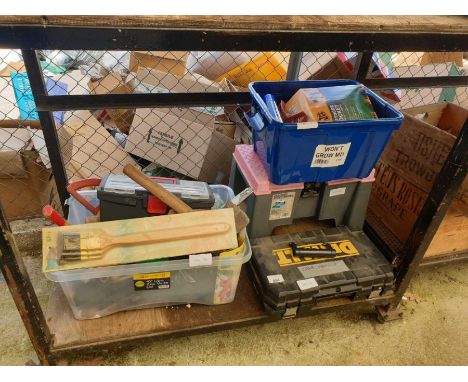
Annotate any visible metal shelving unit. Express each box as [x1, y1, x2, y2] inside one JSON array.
[[0, 16, 467, 365]]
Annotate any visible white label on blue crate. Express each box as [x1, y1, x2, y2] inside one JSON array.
[[189, 253, 213, 267], [329, 187, 347, 197], [310, 143, 351, 168], [269, 192, 296, 221], [296, 277, 319, 291], [297, 122, 318, 129], [267, 274, 285, 284]]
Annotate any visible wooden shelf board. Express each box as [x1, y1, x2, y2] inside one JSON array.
[[0, 16, 467, 34], [425, 200, 468, 258], [46, 267, 393, 353]]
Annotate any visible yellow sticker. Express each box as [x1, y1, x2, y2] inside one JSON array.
[[132, 272, 171, 281], [274, 240, 359, 267], [134, 281, 145, 288]]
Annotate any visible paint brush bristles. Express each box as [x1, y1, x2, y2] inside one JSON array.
[[59, 232, 105, 263]]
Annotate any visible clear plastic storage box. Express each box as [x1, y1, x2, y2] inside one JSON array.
[[45, 185, 252, 320]]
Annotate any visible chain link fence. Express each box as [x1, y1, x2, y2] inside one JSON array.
[[0, 49, 466, 222]]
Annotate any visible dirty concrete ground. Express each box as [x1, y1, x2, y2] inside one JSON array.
[[1, 256, 467, 366]]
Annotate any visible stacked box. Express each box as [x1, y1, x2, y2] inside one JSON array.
[[249, 227, 394, 317]]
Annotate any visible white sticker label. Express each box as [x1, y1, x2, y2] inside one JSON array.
[[231, 187, 253, 205], [329, 187, 347, 197], [297, 277, 319, 291], [189, 253, 213, 267], [297, 122, 318, 130], [269, 192, 296, 221], [267, 274, 285, 284], [311, 143, 351, 168], [298, 260, 350, 278]]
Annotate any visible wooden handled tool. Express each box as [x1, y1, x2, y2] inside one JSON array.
[[42, 205, 68, 226], [59, 222, 230, 262], [123, 164, 193, 214]]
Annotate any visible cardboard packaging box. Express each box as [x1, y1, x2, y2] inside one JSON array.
[[0, 120, 56, 219], [125, 68, 235, 183], [125, 111, 235, 184], [368, 102, 468, 247], [391, 63, 461, 110], [63, 110, 136, 181], [187, 51, 256, 80], [216, 52, 287, 88], [305, 54, 353, 80], [88, 72, 136, 134], [129, 51, 188, 76], [392, 52, 463, 68]]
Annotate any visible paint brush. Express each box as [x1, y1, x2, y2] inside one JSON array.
[[58, 222, 231, 263]]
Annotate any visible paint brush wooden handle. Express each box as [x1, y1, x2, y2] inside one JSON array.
[[123, 164, 193, 214], [103, 222, 231, 250]]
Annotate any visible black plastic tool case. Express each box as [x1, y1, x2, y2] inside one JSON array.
[[97, 174, 215, 221], [249, 227, 394, 317]]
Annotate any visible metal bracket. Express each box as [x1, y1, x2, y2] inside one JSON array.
[[283, 306, 298, 318], [375, 304, 403, 323]]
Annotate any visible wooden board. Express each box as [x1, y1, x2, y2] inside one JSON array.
[[425, 200, 468, 258], [368, 102, 468, 247], [43, 209, 238, 272], [45, 268, 394, 352], [380, 106, 457, 193], [0, 16, 467, 33], [368, 160, 428, 244]]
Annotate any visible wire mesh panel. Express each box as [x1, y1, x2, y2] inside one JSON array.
[[0, 49, 466, 222]]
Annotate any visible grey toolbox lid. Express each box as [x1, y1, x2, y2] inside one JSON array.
[[98, 174, 215, 209], [249, 227, 394, 317]]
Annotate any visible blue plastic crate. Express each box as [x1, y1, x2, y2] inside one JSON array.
[[247, 80, 404, 185], [11, 72, 68, 125]]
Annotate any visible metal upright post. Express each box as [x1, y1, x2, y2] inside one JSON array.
[[286, 52, 303, 80], [353, 51, 374, 82], [0, 205, 55, 365], [21, 49, 69, 214]]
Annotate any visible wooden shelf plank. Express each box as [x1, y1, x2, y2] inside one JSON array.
[[0, 16, 467, 34]]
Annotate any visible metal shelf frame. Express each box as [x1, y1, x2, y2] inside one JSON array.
[[0, 18, 467, 365]]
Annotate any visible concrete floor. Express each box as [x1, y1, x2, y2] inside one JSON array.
[[1, 256, 467, 366]]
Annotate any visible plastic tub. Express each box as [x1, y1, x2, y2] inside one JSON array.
[[48, 185, 251, 320], [247, 80, 404, 185]]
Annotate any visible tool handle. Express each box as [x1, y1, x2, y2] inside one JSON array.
[[105, 222, 230, 249], [123, 164, 193, 214], [67, 178, 102, 215], [289, 242, 337, 259], [42, 205, 68, 226]]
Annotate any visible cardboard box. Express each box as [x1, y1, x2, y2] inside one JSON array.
[[0, 120, 55, 219], [137, 67, 221, 94], [393, 52, 463, 68], [392, 63, 461, 109], [124, 107, 214, 178], [125, 109, 236, 184], [129, 51, 188, 76], [126, 67, 236, 183], [216, 52, 287, 88], [368, 102, 468, 244], [88, 72, 136, 134], [306, 54, 353, 80], [64, 110, 136, 180], [214, 119, 236, 139], [187, 51, 255, 80]]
